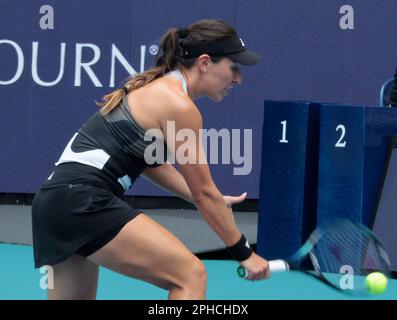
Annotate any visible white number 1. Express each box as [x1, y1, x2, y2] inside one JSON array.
[[279, 120, 288, 143]]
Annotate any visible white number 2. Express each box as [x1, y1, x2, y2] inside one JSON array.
[[335, 124, 346, 148]]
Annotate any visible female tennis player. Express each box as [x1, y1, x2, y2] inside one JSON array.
[[31, 19, 269, 300]]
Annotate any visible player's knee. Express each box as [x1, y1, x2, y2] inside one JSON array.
[[193, 258, 207, 280], [185, 258, 207, 290], [169, 256, 206, 290]]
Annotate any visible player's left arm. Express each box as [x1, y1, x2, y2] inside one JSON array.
[[143, 163, 247, 213], [142, 162, 194, 204]]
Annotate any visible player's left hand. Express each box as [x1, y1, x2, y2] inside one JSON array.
[[223, 192, 247, 208], [223, 192, 247, 222]]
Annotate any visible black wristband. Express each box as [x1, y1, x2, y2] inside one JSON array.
[[226, 234, 253, 261]]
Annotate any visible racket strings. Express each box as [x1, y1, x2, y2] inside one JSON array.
[[312, 222, 389, 291], [290, 220, 392, 294], [323, 226, 365, 270], [315, 232, 359, 277]]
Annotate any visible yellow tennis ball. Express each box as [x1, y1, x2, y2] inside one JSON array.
[[365, 272, 388, 294]]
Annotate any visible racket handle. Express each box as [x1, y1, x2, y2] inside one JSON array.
[[237, 259, 289, 278], [269, 259, 289, 272]]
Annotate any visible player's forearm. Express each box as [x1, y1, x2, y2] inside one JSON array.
[[193, 189, 241, 246], [144, 164, 241, 246], [143, 163, 194, 204]]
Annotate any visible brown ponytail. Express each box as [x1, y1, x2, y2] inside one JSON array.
[[97, 28, 181, 115], [97, 19, 237, 115]]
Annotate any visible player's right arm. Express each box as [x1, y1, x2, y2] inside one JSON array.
[[161, 97, 269, 280]]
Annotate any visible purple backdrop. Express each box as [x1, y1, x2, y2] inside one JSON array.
[[1, 0, 396, 197]]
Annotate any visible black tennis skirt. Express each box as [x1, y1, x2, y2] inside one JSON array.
[[32, 182, 141, 268]]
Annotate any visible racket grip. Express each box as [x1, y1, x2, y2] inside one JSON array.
[[237, 260, 289, 278], [269, 259, 289, 272]]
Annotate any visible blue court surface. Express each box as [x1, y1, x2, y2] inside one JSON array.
[[0, 243, 396, 300]]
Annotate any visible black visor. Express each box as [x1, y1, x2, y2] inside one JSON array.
[[181, 35, 262, 65]]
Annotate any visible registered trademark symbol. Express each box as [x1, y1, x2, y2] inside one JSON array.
[[149, 45, 159, 55]]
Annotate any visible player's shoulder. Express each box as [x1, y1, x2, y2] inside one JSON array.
[[155, 77, 189, 101], [154, 77, 200, 119]]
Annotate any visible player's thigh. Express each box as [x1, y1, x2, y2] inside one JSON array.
[[87, 213, 206, 290], [48, 254, 99, 300]]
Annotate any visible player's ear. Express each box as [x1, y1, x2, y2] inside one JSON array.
[[196, 54, 211, 73]]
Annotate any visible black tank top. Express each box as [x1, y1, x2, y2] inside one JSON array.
[[44, 70, 188, 196], [43, 96, 167, 196]]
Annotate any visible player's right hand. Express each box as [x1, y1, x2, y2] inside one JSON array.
[[239, 252, 270, 280]]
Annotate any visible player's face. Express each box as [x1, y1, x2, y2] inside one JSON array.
[[204, 57, 242, 102]]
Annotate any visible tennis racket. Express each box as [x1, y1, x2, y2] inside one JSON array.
[[237, 218, 391, 295]]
